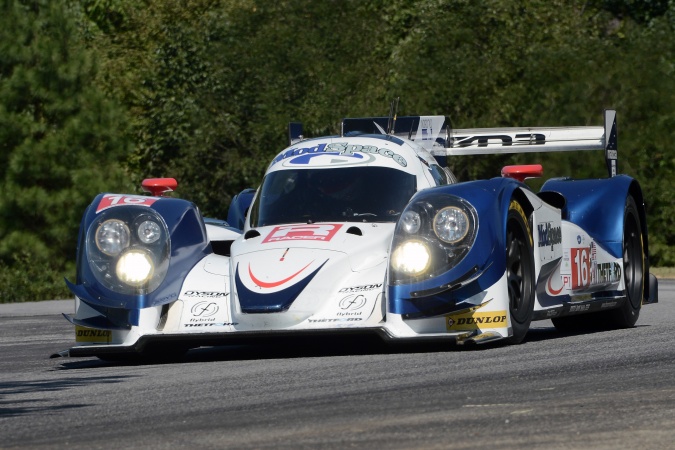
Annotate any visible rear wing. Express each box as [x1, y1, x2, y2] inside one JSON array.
[[339, 110, 619, 177]]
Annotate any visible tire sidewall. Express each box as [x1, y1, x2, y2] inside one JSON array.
[[614, 195, 644, 326], [506, 201, 535, 343]]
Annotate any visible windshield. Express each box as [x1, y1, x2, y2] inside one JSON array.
[[249, 167, 417, 227]]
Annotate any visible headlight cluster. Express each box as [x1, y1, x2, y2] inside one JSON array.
[[87, 209, 170, 295], [390, 196, 477, 284]]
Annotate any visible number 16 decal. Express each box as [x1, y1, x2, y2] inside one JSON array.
[[96, 194, 158, 213], [571, 247, 590, 289]]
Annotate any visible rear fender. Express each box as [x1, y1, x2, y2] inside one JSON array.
[[541, 175, 653, 302], [540, 175, 645, 260]]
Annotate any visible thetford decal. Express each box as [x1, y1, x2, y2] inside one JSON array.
[[262, 224, 342, 243], [96, 194, 157, 213], [183, 322, 237, 328], [273, 142, 408, 167], [308, 318, 363, 323]]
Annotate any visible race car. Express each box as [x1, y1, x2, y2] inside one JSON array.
[[57, 110, 659, 359]]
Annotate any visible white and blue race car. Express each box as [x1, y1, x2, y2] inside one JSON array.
[[59, 110, 658, 359]]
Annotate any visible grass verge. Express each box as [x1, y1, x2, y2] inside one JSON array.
[[651, 267, 675, 279]]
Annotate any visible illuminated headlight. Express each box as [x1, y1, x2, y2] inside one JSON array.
[[86, 208, 170, 295], [391, 240, 430, 275], [433, 206, 469, 243], [96, 219, 130, 256], [116, 249, 154, 286], [137, 220, 161, 244], [400, 210, 421, 234], [390, 194, 477, 285]]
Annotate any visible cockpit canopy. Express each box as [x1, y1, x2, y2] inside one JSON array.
[[249, 166, 417, 227]]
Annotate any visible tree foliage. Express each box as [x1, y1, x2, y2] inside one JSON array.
[[0, 0, 132, 301], [0, 0, 673, 301]]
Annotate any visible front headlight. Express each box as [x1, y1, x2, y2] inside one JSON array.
[[400, 210, 422, 234], [86, 208, 170, 295], [116, 249, 155, 286], [96, 220, 130, 256], [433, 206, 469, 243], [137, 220, 161, 244], [391, 240, 430, 275], [390, 195, 477, 285]]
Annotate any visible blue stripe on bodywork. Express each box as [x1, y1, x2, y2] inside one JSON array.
[[235, 260, 328, 313]]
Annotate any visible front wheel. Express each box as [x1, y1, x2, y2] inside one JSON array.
[[505, 201, 535, 344]]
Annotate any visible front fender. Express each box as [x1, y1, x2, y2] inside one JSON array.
[[67, 193, 211, 327], [388, 177, 528, 318]]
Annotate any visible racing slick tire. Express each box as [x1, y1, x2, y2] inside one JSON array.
[[605, 195, 644, 328], [505, 201, 535, 344]]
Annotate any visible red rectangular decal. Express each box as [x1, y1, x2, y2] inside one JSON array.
[[571, 247, 591, 289], [262, 224, 342, 243], [96, 194, 158, 213]]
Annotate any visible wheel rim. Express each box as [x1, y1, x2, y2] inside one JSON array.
[[507, 226, 530, 323]]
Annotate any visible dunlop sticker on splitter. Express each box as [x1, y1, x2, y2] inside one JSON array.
[[446, 310, 508, 331], [75, 325, 112, 343]]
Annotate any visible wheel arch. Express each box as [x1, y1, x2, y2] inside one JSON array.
[[541, 175, 651, 302], [541, 176, 637, 257], [500, 186, 536, 249]]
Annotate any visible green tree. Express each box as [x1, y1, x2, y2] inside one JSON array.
[[379, 0, 673, 264], [88, 0, 672, 264], [0, 0, 132, 301], [88, 0, 396, 217]]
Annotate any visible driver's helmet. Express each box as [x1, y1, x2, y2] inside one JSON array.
[[310, 169, 362, 202]]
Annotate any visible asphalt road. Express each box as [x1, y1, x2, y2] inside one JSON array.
[[1, 280, 674, 449]]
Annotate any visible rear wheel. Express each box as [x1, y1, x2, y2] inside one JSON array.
[[505, 201, 535, 344], [606, 195, 644, 327]]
